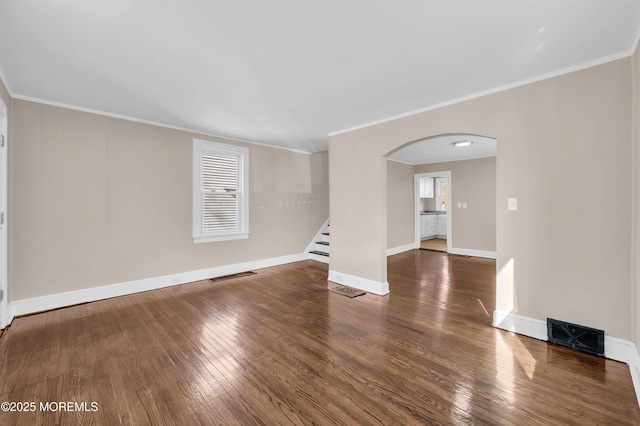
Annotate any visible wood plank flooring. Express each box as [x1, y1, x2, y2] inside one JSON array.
[[421, 238, 447, 252], [0, 250, 639, 425]]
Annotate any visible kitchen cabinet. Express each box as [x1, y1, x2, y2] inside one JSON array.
[[437, 214, 447, 237], [419, 177, 434, 198], [420, 214, 437, 239]]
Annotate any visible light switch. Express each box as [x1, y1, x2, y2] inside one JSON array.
[[508, 198, 518, 210], [457, 202, 462, 208], [462, 202, 467, 208]]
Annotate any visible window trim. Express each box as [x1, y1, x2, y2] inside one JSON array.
[[193, 139, 249, 243]]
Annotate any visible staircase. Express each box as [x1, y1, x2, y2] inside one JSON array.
[[308, 222, 330, 264]]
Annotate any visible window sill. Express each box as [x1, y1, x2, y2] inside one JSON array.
[[193, 232, 249, 244]]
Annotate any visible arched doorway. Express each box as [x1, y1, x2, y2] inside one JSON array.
[[385, 134, 497, 260]]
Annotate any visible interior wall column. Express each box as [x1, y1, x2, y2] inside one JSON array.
[[328, 134, 389, 295]]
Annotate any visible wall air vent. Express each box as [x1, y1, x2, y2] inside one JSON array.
[[547, 318, 604, 356]]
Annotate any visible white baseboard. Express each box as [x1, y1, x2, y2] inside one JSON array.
[[449, 247, 496, 259], [630, 344, 640, 407], [328, 270, 389, 296], [493, 310, 640, 406], [604, 336, 636, 364], [1, 308, 13, 331], [9, 253, 307, 318], [492, 311, 548, 341], [387, 243, 418, 256]]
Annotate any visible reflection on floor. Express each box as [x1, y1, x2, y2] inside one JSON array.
[[421, 238, 447, 252], [1, 252, 638, 423]]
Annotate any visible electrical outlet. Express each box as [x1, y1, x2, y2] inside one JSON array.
[[508, 198, 518, 210]]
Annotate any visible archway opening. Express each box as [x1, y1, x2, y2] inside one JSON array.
[[384, 132, 497, 282]]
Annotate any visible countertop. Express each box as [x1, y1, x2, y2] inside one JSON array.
[[421, 211, 447, 215]]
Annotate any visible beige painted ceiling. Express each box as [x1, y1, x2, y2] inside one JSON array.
[[1, 1, 639, 153]]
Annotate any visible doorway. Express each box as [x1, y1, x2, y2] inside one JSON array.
[[414, 171, 451, 253], [387, 133, 497, 260]]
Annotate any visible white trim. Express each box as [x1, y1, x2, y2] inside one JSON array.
[[330, 51, 633, 138], [192, 139, 250, 243], [387, 243, 418, 256], [493, 310, 640, 407], [9, 253, 307, 318], [328, 270, 389, 296], [630, 345, 640, 407], [604, 335, 635, 363], [305, 218, 330, 254], [492, 311, 548, 341], [10, 94, 313, 155], [0, 97, 7, 330], [448, 247, 497, 259], [414, 172, 452, 254], [308, 253, 329, 264], [193, 232, 249, 244]]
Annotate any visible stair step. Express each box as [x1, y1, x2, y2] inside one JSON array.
[[314, 241, 329, 253], [309, 250, 329, 257], [322, 232, 329, 236]]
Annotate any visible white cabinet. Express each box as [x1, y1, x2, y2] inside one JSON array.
[[420, 215, 437, 239], [437, 214, 447, 237], [419, 177, 434, 198]]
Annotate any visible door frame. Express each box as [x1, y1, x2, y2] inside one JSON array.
[[0, 97, 7, 330], [414, 171, 451, 252]]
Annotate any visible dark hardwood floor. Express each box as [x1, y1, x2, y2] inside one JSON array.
[[420, 238, 447, 252], [0, 250, 638, 425]]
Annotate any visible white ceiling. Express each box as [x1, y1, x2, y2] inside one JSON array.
[[388, 134, 496, 165], [1, 1, 639, 153]]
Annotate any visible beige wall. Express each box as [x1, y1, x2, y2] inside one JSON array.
[[0, 77, 8, 305], [386, 160, 414, 249], [330, 58, 632, 339], [10, 100, 329, 301], [416, 157, 496, 252], [634, 42, 640, 353]]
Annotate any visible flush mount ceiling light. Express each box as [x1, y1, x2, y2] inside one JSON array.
[[453, 140, 473, 147]]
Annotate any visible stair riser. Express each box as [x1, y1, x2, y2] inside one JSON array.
[[321, 234, 330, 243], [315, 243, 329, 253], [309, 253, 329, 263]]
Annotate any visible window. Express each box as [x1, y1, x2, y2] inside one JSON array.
[[193, 139, 249, 243], [436, 177, 447, 211]]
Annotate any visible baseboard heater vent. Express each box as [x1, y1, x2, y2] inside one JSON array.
[[547, 318, 604, 356]]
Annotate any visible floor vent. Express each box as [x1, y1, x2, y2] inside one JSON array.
[[547, 318, 604, 356]]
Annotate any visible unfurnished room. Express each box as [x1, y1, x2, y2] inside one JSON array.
[[1, 1, 640, 424]]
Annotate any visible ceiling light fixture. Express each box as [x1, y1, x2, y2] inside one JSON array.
[[453, 140, 473, 147]]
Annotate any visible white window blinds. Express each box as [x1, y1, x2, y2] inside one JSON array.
[[193, 139, 249, 243], [202, 154, 239, 231]]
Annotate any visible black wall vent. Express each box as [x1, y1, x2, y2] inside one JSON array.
[[547, 318, 604, 356]]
